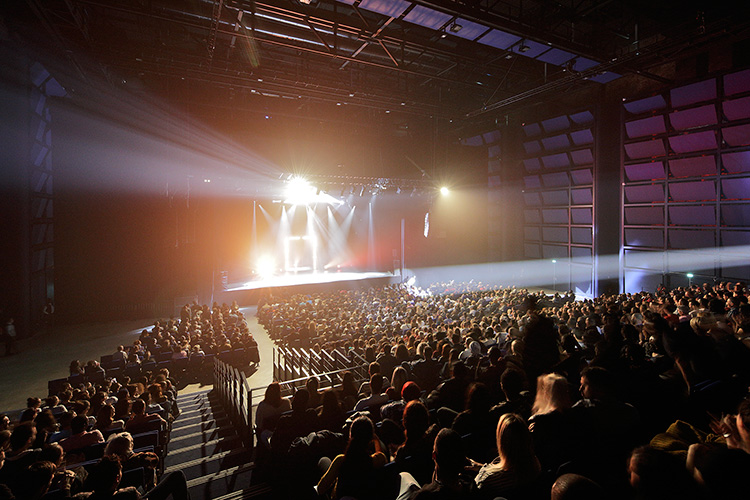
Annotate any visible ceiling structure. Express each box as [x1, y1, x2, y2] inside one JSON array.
[[6, 0, 749, 123]]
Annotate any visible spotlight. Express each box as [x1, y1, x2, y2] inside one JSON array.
[[440, 186, 450, 196], [255, 255, 276, 279], [285, 176, 317, 205]]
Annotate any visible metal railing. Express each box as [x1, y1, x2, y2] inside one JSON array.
[[213, 356, 253, 450], [274, 345, 368, 382], [221, 362, 369, 454]]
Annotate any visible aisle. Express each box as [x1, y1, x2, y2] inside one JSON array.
[[239, 306, 274, 393]]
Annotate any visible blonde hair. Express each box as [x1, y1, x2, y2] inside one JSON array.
[[494, 413, 539, 481], [104, 432, 134, 458], [532, 373, 571, 416]]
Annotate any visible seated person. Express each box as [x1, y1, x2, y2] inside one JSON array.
[[317, 416, 387, 500], [0, 423, 41, 491], [471, 413, 541, 499], [105, 432, 159, 490], [411, 428, 475, 500], [60, 415, 104, 453], [95, 405, 125, 435], [354, 374, 389, 413], [124, 399, 165, 435]]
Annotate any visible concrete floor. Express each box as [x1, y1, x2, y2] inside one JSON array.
[[0, 306, 274, 417]]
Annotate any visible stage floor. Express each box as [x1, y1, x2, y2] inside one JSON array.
[[225, 270, 395, 291]]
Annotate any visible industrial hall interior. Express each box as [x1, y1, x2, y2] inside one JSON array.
[[2, 1, 750, 500]]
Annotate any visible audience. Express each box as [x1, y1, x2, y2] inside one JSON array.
[[4, 280, 750, 500]]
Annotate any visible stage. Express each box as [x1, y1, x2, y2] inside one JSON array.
[[215, 270, 399, 304]]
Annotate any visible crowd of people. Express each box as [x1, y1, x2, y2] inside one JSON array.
[[256, 280, 750, 500], [0, 299, 259, 499]]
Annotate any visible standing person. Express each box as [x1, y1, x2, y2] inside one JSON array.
[[3, 318, 16, 356]]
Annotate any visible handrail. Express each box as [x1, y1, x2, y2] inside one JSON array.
[[215, 354, 369, 454], [213, 357, 253, 451]]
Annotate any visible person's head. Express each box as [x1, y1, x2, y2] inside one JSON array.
[[579, 366, 615, 400], [370, 373, 383, 395], [291, 388, 310, 412], [432, 428, 467, 479], [533, 373, 572, 415], [306, 376, 319, 394], [88, 455, 123, 493], [551, 473, 604, 500], [401, 381, 421, 403], [629, 445, 698, 500], [495, 413, 536, 473], [39, 442, 65, 466], [105, 431, 134, 458], [9, 422, 36, 452], [97, 404, 116, 424], [391, 366, 407, 394], [131, 398, 146, 415], [320, 389, 341, 414], [0, 414, 9, 432], [403, 400, 429, 439], [347, 415, 374, 450], [0, 430, 9, 469], [22, 461, 56, 499], [500, 368, 526, 400], [735, 398, 750, 450], [70, 415, 88, 435], [466, 382, 491, 413], [263, 382, 282, 407], [147, 383, 163, 400], [34, 410, 57, 433], [341, 371, 356, 392], [451, 360, 468, 380]]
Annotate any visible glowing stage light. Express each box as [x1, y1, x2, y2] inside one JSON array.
[[440, 186, 450, 196], [284, 176, 317, 205], [255, 255, 276, 279]]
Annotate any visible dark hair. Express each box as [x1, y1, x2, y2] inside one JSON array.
[[370, 373, 383, 394], [263, 382, 282, 408], [500, 368, 526, 399], [9, 422, 35, 451], [338, 416, 376, 496], [291, 388, 310, 412], [466, 382, 491, 413], [402, 400, 429, 440], [629, 445, 698, 500], [433, 428, 467, 477], [581, 366, 615, 397], [551, 473, 604, 500], [131, 398, 146, 414], [88, 455, 123, 493], [71, 415, 88, 434]]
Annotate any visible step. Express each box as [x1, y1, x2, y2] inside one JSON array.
[[170, 416, 231, 439], [168, 425, 238, 448], [164, 448, 251, 480], [164, 435, 243, 468], [171, 410, 227, 428], [212, 483, 273, 500], [187, 463, 257, 500], [176, 389, 213, 403]]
